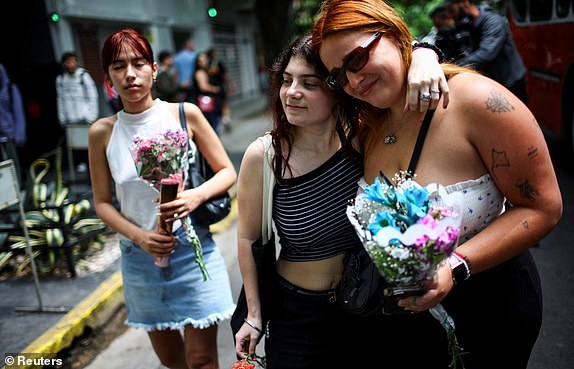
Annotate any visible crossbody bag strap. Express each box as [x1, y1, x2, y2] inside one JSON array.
[[258, 134, 275, 244], [179, 102, 209, 185]]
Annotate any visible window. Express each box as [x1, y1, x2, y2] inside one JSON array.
[[556, 0, 573, 17], [530, 0, 553, 21], [512, 0, 528, 22]]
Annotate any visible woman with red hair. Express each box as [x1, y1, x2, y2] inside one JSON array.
[[89, 28, 236, 369]]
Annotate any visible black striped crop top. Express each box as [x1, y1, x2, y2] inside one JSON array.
[[273, 149, 364, 262]]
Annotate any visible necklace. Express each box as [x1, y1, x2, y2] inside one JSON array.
[[384, 111, 402, 145], [384, 133, 397, 144]]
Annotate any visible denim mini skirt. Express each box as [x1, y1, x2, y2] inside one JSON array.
[[119, 221, 235, 331]]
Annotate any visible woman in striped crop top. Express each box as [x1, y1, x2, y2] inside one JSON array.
[[314, 1, 563, 368], [234, 33, 448, 368]]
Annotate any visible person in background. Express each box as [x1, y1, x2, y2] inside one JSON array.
[[445, 0, 528, 103], [89, 28, 236, 369], [56, 51, 99, 126], [103, 79, 121, 113], [192, 52, 221, 133], [207, 48, 235, 133], [0, 63, 26, 147], [155, 50, 180, 102], [56, 51, 99, 173], [313, 0, 562, 368], [234, 33, 448, 368], [173, 38, 197, 103], [428, 3, 472, 62]]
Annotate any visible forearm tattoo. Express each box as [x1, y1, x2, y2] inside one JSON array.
[[485, 90, 515, 113], [516, 178, 540, 201]]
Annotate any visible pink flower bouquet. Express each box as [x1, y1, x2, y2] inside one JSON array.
[[131, 129, 209, 280]]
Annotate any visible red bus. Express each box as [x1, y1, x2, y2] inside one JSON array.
[[508, 0, 574, 155]]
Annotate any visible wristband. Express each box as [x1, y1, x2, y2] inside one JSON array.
[[448, 251, 470, 284], [412, 41, 446, 63]]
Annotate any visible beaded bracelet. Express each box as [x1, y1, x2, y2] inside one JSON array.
[[412, 41, 446, 63], [244, 318, 262, 334]]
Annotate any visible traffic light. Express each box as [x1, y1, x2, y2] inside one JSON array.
[[207, 7, 218, 18], [49, 12, 60, 23]]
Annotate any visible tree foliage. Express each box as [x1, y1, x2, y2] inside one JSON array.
[[255, 0, 509, 67]]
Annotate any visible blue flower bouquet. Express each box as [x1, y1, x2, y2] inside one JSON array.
[[347, 171, 466, 368]]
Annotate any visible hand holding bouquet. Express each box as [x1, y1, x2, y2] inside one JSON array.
[[131, 129, 209, 280], [347, 171, 465, 367]]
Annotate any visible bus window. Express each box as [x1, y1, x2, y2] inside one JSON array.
[[513, 0, 527, 22], [556, 0, 570, 17], [530, 0, 553, 21]]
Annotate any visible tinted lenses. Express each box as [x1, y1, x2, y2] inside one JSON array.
[[325, 32, 382, 90]]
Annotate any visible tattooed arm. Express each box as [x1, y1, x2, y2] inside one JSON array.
[[451, 72, 563, 274]]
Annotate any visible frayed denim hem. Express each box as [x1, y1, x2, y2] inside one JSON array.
[[125, 305, 236, 332]]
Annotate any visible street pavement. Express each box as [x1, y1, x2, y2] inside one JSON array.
[[2, 95, 573, 368]]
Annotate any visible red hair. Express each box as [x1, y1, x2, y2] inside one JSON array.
[[101, 28, 154, 75]]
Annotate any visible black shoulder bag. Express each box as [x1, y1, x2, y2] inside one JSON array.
[[179, 103, 232, 225]]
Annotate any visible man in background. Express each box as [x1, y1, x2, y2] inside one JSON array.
[[56, 51, 99, 174], [56, 52, 99, 126], [173, 38, 197, 103], [445, 0, 528, 103], [155, 50, 180, 102], [429, 4, 472, 62]]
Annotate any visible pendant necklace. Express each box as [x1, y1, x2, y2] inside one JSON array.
[[384, 132, 397, 144], [384, 111, 402, 145]]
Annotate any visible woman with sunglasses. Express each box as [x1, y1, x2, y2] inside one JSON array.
[[234, 32, 449, 368], [313, 0, 562, 368]]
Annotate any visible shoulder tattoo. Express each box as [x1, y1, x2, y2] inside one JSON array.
[[485, 90, 515, 113]]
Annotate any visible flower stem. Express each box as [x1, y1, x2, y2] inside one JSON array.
[[182, 218, 210, 281]]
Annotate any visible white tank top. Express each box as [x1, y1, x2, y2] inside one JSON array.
[[106, 99, 182, 236]]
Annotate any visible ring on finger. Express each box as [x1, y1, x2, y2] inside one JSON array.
[[420, 92, 432, 102], [173, 213, 179, 219], [430, 89, 440, 94]]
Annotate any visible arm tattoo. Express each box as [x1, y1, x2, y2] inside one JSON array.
[[527, 146, 539, 160], [491, 149, 510, 178], [522, 220, 529, 229], [485, 90, 515, 113], [516, 178, 540, 201]]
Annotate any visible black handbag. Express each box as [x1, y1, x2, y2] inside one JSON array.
[[179, 103, 232, 225], [230, 233, 276, 344], [230, 134, 276, 346], [338, 246, 387, 316]]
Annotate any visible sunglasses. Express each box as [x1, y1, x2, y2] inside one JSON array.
[[325, 32, 383, 91]]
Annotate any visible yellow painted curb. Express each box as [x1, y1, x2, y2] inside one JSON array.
[[7, 271, 124, 369]]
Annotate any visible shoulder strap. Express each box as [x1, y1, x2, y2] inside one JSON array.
[[258, 134, 274, 243], [407, 110, 435, 175], [179, 102, 186, 129]]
